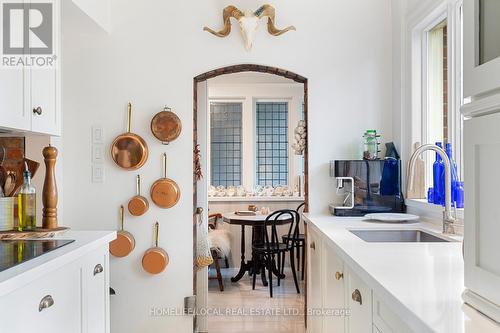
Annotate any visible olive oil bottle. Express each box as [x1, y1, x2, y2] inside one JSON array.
[[18, 163, 36, 231]]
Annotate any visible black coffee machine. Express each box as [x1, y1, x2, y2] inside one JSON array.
[[330, 159, 405, 216]]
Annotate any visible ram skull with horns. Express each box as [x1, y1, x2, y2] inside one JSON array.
[[203, 4, 296, 50]]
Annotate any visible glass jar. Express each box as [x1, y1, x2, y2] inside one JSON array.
[[363, 130, 380, 160]]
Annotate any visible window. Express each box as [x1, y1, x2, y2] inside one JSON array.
[[210, 102, 242, 187], [411, 1, 464, 199], [256, 102, 289, 186]]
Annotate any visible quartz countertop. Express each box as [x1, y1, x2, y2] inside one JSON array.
[[0, 230, 116, 297], [303, 214, 500, 333]]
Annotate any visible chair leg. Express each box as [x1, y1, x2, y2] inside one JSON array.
[[252, 252, 258, 290], [276, 253, 281, 287], [268, 255, 273, 298], [289, 247, 300, 294], [281, 251, 286, 275], [296, 242, 301, 272], [301, 241, 306, 281], [225, 256, 230, 268], [212, 251, 224, 292]]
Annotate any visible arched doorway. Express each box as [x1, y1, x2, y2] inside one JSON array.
[[193, 64, 309, 332]]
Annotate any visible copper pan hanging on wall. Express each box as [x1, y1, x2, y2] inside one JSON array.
[[142, 221, 169, 274], [109, 206, 135, 258], [111, 103, 149, 170], [150, 106, 182, 145], [150, 153, 180, 208]]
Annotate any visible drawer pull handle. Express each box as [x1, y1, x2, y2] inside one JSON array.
[[39, 295, 54, 312], [94, 264, 104, 276], [33, 107, 43, 115], [352, 289, 362, 305], [310, 242, 315, 250], [335, 271, 343, 280]]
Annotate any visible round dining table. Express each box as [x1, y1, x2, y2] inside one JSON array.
[[222, 211, 293, 286]]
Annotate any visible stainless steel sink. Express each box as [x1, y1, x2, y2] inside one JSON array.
[[349, 229, 453, 243]]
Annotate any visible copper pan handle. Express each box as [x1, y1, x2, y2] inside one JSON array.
[[120, 205, 124, 231], [155, 221, 159, 247], [136, 175, 141, 196], [162, 153, 167, 178], [127, 102, 132, 132]]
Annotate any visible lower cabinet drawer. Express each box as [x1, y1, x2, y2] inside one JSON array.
[[372, 293, 413, 333], [0, 261, 82, 333]]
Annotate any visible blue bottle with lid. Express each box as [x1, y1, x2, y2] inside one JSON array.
[[433, 142, 444, 205], [444, 143, 459, 207]]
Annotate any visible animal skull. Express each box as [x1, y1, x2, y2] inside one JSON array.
[[204, 5, 296, 50]]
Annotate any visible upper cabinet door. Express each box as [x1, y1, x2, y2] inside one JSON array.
[[464, 0, 500, 99], [0, 67, 30, 132], [30, 0, 61, 136]]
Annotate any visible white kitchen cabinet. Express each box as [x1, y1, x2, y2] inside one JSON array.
[[372, 293, 413, 333], [0, 260, 82, 333], [464, 0, 500, 99], [0, 246, 110, 333], [323, 241, 345, 332], [0, 0, 61, 136], [463, 113, 500, 322], [345, 266, 372, 333], [307, 226, 323, 333], [83, 248, 110, 333]]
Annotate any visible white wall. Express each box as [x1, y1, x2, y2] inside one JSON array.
[[62, 1, 393, 332]]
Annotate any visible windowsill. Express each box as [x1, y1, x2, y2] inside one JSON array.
[[405, 199, 464, 223], [208, 196, 305, 203]]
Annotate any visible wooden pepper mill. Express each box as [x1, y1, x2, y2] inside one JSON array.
[[42, 145, 58, 229]]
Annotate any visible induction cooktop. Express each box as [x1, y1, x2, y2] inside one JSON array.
[[0, 239, 75, 273]]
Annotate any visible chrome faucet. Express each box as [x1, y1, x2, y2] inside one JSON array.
[[407, 144, 456, 234]]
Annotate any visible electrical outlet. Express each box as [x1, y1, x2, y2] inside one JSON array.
[[92, 145, 105, 164]]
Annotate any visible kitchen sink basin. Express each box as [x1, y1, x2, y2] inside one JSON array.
[[349, 229, 453, 243]]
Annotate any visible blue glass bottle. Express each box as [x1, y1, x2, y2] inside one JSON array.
[[433, 142, 444, 205], [444, 143, 459, 207], [455, 181, 464, 208]]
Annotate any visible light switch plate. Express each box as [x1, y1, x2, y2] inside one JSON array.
[[92, 145, 105, 164], [92, 126, 104, 144], [92, 165, 105, 183]]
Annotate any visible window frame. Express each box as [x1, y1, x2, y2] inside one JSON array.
[[410, 0, 464, 196]]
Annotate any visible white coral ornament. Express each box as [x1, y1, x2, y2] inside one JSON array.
[[292, 120, 307, 155]]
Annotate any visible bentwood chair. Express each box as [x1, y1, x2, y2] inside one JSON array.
[[281, 203, 306, 280], [252, 209, 301, 298]]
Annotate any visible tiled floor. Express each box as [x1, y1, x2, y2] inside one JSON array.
[[208, 267, 306, 333]]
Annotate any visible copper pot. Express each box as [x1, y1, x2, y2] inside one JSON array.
[[109, 206, 135, 257], [142, 222, 169, 274], [150, 153, 180, 208], [150, 106, 182, 145], [110, 103, 149, 170], [128, 175, 149, 216]]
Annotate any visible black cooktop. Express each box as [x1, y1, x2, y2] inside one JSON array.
[[0, 239, 75, 273]]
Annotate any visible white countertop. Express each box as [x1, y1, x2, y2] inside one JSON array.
[[303, 214, 500, 333], [0, 230, 116, 297]]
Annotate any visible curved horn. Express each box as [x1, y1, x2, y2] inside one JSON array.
[[203, 5, 244, 37], [255, 4, 296, 36]]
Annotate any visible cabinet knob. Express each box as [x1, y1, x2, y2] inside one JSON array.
[[33, 106, 43, 115], [352, 289, 362, 305], [39, 295, 54, 312], [310, 242, 315, 250], [93, 263, 104, 276], [335, 271, 343, 280]]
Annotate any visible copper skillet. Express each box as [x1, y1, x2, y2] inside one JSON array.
[[128, 175, 149, 216], [111, 103, 149, 170], [150, 153, 180, 208], [109, 206, 135, 258], [142, 221, 169, 274], [150, 106, 182, 145]]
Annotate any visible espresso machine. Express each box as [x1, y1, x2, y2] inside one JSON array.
[[329, 159, 405, 216]]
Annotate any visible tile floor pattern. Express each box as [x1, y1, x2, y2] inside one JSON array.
[[208, 267, 306, 333]]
